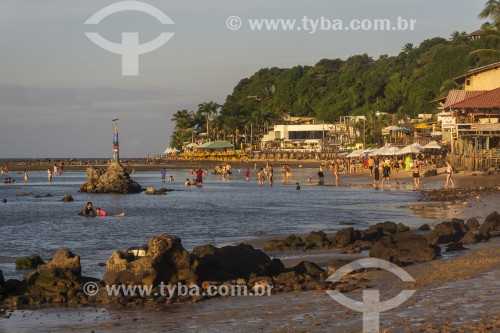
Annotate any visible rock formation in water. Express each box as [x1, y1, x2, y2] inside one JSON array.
[[79, 162, 141, 194]]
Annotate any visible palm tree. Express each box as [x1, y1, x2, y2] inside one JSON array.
[[197, 101, 220, 141], [479, 0, 500, 26], [363, 110, 390, 146], [402, 43, 414, 53], [170, 109, 195, 148]]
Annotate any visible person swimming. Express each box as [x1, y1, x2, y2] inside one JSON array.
[[185, 178, 191, 186], [79, 202, 96, 217], [95, 208, 107, 217]]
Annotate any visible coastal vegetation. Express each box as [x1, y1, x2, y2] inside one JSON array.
[[170, 3, 500, 148]]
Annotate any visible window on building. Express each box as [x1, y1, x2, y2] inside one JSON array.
[[466, 79, 471, 86]]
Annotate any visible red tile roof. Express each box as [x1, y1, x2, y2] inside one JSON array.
[[443, 90, 487, 108], [448, 88, 500, 109]]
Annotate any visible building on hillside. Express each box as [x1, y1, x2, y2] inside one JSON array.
[[465, 30, 484, 41], [445, 87, 500, 170], [452, 62, 500, 91], [260, 119, 360, 152]]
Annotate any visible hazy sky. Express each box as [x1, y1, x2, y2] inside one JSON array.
[[0, 0, 486, 158]]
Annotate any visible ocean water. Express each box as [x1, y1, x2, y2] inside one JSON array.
[[0, 168, 433, 280]]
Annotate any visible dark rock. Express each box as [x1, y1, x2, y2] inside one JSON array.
[[419, 224, 431, 231], [15, 255, 45, 269], [79, 162, 142, 194], [326, 259, 352, 276], [145, 187, 169, 195], [433, 219, 468, 244], [370, 232, 440, 265], [274, 271, 296, 287], [263, 240, 287, 251], [460, 231, 490, 244], [331, 228, 361, 248], [353, 240, 373, 250], [363, 221, 398, 241], [426, 231, 439, 246], [290, 261, 324, 278], [445, 242, 466, 252], [283, 235, 304, 249], [0, 269, 4, 287], [423, 169, 438, 177], [16, 192, 34, 197], [466, 217, 480, 231], [478, 211, 500, 234], [192, 244, 217, 258], [305, 231, 331, 249], [36, 249, 82, 280], [104, 234, 196, 286], [340, 244, 361, 254], [61, 194, 74, 202], [397, 223, 410, 233], [196, 243, 284, 282]]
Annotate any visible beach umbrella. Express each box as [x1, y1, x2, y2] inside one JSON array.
[[163, 147, 179, 154], [369, 146, 387, 156], [384, 125, 401, 131], [423, 141, 442, 150], [380, 147, 401, 156], [410, 143, 425, 151], [399, 145, 421, 155]]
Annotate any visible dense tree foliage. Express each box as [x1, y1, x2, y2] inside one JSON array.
[[171, 25, 500, 148]]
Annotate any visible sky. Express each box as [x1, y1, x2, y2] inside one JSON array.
[[0, 0, 487, 158]]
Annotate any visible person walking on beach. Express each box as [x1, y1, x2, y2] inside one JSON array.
[[161, 168, 167, 182], [445, 161, 455, 187], [381, 163, 391, 188], [368, 157, 374, 176], [23, 170, 29, 182], [47, 168, 52, 182], [412, 164, 421, 190]]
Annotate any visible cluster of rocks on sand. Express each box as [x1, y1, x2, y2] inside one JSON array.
[[264, 211, 500, 266], [79, 162, 141, 194], [1, 212, 499, 308]]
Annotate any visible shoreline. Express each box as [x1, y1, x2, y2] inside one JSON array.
[[1, 167, 499, 332]]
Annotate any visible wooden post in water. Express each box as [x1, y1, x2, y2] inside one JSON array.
[[112, 119, 119, 163]]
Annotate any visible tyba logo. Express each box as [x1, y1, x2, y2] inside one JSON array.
[[325, 258, 416, 333], [84, 1, 174, 76]]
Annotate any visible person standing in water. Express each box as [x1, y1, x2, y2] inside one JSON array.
[[412, 164, 421, 190], [381, 163, 391, 188], [245, 168, 250, 182], [23, 170, 29, 182], [267, 165, 274, 186], [161, 168, 167, 182], [47, 168, 52, 182], [195, 168, 204, 185], [373, 165, 380, 188], [445, 161, 455, 187]]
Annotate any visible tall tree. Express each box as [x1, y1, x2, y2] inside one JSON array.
[[197, 101, 221, 141], [170, 109, 195, 148], [479, 0, 500, 26]]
